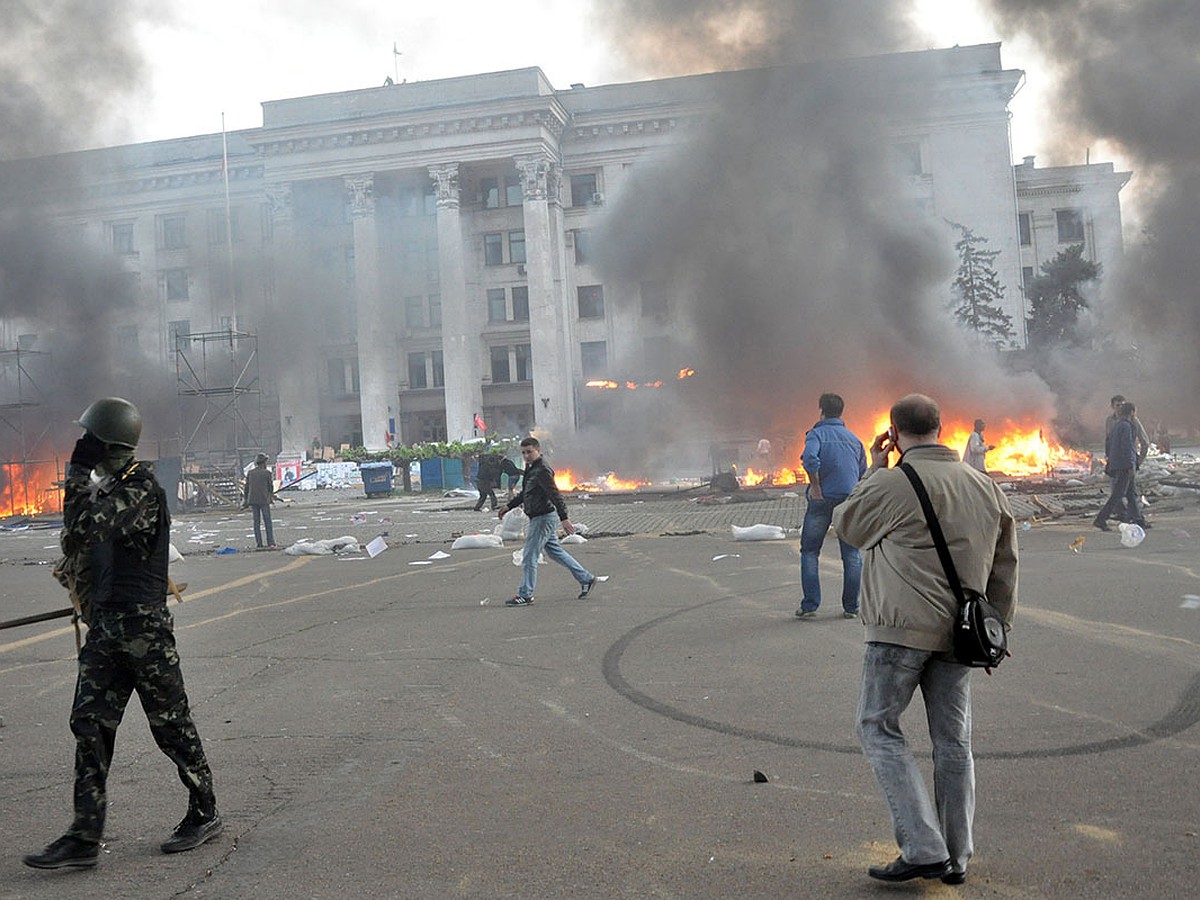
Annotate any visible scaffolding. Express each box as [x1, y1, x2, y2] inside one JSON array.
[[176, 329, 263, 508], [0, 346, 62, 516]]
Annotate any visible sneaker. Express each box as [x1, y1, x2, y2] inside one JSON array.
[[578, 578, 596, 599], [161, 810, 223, 854], [794, 609, 817, 619], [23, 835, 99, 869], [842, 610, 859, 619], [505, 595, 534, 607], [1093, 520, 1111, 532]]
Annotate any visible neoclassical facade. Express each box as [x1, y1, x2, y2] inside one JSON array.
[[0, 44, 1130, 460]]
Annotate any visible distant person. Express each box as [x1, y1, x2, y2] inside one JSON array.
[[1104, 394, 1149, 468], [498, 437, 595, 606], [962, 419, 994, 473], [834, 393, 1018, 886], [243, 454, 277, 549], [756, 437, 773, 477], [1095, 401, 1148, 531], [25, 397, 221, 870], [473, 451, 501, 511], [796, 393, 867, 620]]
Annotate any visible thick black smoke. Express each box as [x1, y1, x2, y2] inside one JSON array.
[[574, 1, 1052, 474], [982, 0, 1200, 429]]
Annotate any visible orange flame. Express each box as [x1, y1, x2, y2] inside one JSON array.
[[554, 469, 650, 492], [678, 367, 696, 379], [0, 462, 63, 516]]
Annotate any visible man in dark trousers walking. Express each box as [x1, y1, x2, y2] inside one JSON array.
[[243, 453, 277, 548], [24, 397, 221, 870]]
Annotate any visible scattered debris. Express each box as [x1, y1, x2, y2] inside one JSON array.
[[752, 770, 769, 783], [1069, 536, 1086, 553], [731, 524, 786, 541]]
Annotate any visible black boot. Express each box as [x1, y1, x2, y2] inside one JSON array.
[[161, 797, 223, 854], [23, 834, 99, 869]]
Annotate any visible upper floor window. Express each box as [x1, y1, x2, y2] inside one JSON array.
[[428, 294, 442, 328], [1056, 209, 1085, 243], [512, 286, 529, 321], [484, 233, 504, 266], [505, 174, 522, 206], [514, 343, 532, 382], [1018, 212, 1032, 246], [111, 222, 135, 255], [168, 319, 191, 351], [573, 230, 590, 265], [160, 214, 187, 250], [208, 209, 239, 244], [405, 295, 425, 329], [490, 346, 511, 383], [408, 352, 428, 389], [578, 285, 605, 319], [487, 288, 507, 323], [508, 230, 526, 265], [570, 173, 598, 207], [432, 350, 445, 388], [481, 177, 501, 209], [163, 268, 189, 302], [581, 341, 608, 379]]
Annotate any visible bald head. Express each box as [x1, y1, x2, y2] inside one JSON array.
[[891, 393, 941, 440]]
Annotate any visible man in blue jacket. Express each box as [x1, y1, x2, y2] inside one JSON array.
[[796, 393, 868, 619], [1095, 400, 1148, 531]]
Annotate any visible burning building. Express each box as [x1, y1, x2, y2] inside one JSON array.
[[0, 43, 1129, 473]]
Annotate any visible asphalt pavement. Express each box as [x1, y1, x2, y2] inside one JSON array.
[[1, 485, 1198, 899]]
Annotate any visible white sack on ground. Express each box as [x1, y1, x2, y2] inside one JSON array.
[[731, 524, 787, 541], [284, 535, 361, 556], [561, 534, 587, 544], [451, 534, 504, 549]]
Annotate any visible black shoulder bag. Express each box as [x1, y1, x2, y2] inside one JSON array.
[[899, 463, 1008, 668]]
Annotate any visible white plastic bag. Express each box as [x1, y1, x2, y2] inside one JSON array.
[[561, 533, 587, 544], [496, 507, 528, 540], [511, 548, 547, 566], [1118, 523, 1146, 548], [731, 523, 787, 541], [451, 533, 505, 550]]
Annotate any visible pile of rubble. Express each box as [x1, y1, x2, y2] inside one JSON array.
[[997, 454, 1200, 522]]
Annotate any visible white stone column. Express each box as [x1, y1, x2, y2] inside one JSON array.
[[267, 182, 322, 459], [515, 154, 575, 436], [346, 172, 396, 451], [429, 162, 481, 441]]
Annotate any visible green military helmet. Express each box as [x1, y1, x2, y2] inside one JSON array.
[[76, 397, 142, 448]]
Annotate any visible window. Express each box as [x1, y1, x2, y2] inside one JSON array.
[[491, 346, 511, 383], [515, 343, 532, 382], [16, 333, 37, 350], [219, 316, 235, 334], [484, 233, 503, 265], [512, 286, 529, 321], [161, 214, 186, 249], [891, 142, 923, 177], [570, 173, 597, 207], [112, 222, 135, 255], [573, 230, 590, 265], [481, 177, 500, 209], [168, 319, 190, 351], [432, 350, 445, 387], [260, 202, 274, 242], [428, 294, 442, 328], [577, 284, 605, 319], [581, 341, 608, 379], [207, 209, 239, 244], [408, 352, 428, 389], [641, 281, 667, 318], [505, 174, 522, 206], [328, 358, 347, 395], [164, 268, 189, 301], [1022, 266, 1034, 295], [405, 295, 425, 329], [487, 288, 507, 323], [1018, 212, 1032, 246], [508, 230, 526, 265], [1056, 209, 1085, 243]]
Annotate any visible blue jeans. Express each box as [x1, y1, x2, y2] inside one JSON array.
[[799, 496, 861, 613], [857, 642, 974, 872], [251, 503, 275, 547], [517, 512, 592, 599]]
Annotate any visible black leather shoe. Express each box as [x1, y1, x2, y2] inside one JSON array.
[[942, 868, 968, 885], [867, 856, 950, 882], [23, 835, 99, 869], [161, 810, 223, 853], [1093, 520, 1112, 531]]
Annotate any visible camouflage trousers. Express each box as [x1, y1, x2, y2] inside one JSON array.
[[67, 604, 215, 842]]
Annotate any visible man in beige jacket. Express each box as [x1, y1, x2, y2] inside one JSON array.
[[833, 393, 1017, 886]]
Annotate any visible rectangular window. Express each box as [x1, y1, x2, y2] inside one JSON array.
[[505, 174, 522, 206], [1018, 212, 1032, 246], [408, 352, 428, 389], [487, 288, 507, 323], [161, 214, 187, 250], [491, 346, 511, 383], [168, 319, 190, 351], [260, 202, 274, 242], [428, 294, 442, 328], [432, 350, 445, 387], [573, 230, 590, 265], [570, 173, 598, 207], [481, 177, 500, 209], [484, 233, 503, 266], [207, 209, 239, 244], [328, 358, 347, 395], [515, 343, 532, 382], [641, 280, 667, 318], [580, 341, 608, 379], [1022, 266, 1034, 295], [577, 284, 605, 319], [348, 358, 360, 394], [164, 268, 189, 301], [1056, 209, 1085, 243], [508, 230, 526, 265], [112, 222, 135, 255], [405, 295, 425, 329], [511, 286, 529, 321]]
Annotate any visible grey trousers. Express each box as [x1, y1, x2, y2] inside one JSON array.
[[857, 641, 974, 871]]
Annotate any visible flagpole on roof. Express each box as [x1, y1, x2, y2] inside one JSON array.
[[221, 112, 236, 335]]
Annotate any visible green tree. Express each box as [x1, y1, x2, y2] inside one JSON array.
[[950, 225, 1014, 346], [1025, 243, 1101, 348]]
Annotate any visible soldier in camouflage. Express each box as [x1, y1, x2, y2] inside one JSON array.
[[24, 397, 222, 870]]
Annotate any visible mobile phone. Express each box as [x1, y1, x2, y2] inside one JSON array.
[[888, 425, 897, 444]]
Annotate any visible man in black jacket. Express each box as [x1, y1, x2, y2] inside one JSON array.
[[498, 437, 595, 606]]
